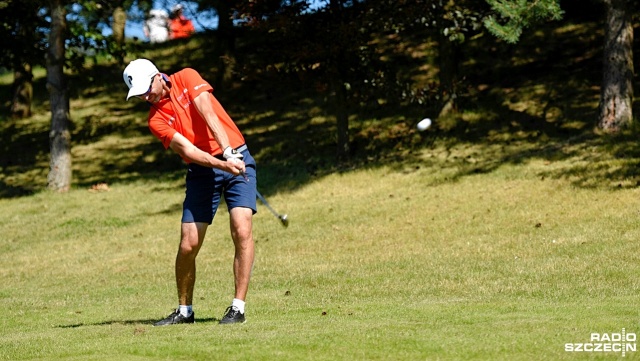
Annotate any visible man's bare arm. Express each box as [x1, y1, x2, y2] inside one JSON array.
[[169, 132, 245, 174], [193, 91, 231, 152]]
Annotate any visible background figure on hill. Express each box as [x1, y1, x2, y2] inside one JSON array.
[[169, 4, 195, 40], [144, 9, 170, 43]]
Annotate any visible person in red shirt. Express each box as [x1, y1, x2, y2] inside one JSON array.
[[123, 58, 256, 325], [169, 4, 195, 40]]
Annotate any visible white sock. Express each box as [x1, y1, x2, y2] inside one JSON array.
[[231, 298, 245, 314], [179, 305, 193, 317]]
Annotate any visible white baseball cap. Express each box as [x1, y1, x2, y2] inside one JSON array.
[[123, 59, 159, 100]]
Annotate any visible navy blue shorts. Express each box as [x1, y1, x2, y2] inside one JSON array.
[[182, 145, 257, 224]]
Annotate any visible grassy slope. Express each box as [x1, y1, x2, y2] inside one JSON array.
[[0, 157, 638, 360], [1, 10, 640, 361]]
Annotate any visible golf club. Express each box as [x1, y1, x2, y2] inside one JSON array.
[[256, 190, 289, 227]]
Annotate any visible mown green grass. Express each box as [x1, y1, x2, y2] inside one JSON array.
[[1, 15, 640, 361], [1, 144, 639, 360]]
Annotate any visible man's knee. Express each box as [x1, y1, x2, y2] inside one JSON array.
[[179, 222, 206, 255], [179, 238, 199, 255], [230, 208, 253, 238]]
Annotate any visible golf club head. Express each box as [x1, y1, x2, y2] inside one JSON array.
[[279, 214, 289, 227]]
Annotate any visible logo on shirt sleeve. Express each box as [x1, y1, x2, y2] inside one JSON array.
[[194, 83, 208, 90]]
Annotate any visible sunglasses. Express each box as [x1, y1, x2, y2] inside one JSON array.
[[140, 75, 156, 98]]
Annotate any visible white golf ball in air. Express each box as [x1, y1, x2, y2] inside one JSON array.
[[417, 118, 432, 131]]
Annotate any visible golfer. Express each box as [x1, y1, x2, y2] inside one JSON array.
[[123, 58, 256, 325]]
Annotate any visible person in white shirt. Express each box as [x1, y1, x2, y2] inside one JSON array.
[[143, 9, 170, 43]]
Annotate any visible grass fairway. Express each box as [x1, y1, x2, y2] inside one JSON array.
[[1, 138, 639, 360]]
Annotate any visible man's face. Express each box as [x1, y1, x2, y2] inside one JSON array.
[[138, 74, 163, 104]]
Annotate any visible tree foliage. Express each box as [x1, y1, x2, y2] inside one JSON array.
[[65, 0, 151, 68], [1, 0, 635, 189], [227, 0, 490, 159], [1, 0, 48, 118], [483, 0, 563, 43], [0, 0, 49, 70]]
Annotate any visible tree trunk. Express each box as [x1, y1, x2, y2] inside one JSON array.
[[10, 1, 35, 119], [11, 63, 33, 119], [216, 0, 234, 48], [437, 34, 460, 118], [47, 0, 72, 192], [598, 0, 634, 132], [437, 0, 460, 118], [214, 0, 236, 88], [112, 4, 126, 64], [333, 78, 350, 162], [330, 0, 350, 162]]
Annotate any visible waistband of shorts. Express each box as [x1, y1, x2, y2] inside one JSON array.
[[214, 144, 247, 160]]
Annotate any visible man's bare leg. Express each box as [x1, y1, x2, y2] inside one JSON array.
[[219, 207, 254, 324], [176, 222, 208, 305], [153, 221, 207, 326]]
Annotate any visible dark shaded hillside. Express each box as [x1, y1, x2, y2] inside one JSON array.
[[0, 1, 639, 198]]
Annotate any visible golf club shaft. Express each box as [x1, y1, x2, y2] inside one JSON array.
[[256, 190, 280, 219]]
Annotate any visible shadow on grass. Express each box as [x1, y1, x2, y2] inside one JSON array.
[[2, 16, 640, 199], [56, 317, 219, 328]]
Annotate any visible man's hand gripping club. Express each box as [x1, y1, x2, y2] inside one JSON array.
[[223, 146, 248, 181]]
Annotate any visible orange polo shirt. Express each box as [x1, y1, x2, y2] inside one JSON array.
[[147, 68, 245, 162], [170, 17, 195, 39]]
